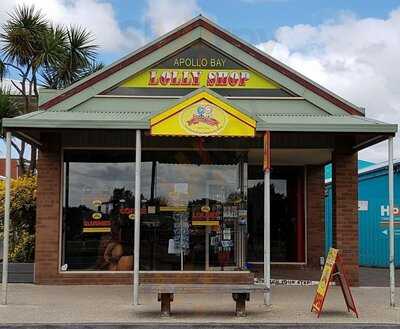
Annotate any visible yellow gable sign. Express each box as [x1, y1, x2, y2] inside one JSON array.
[[150, 91, 256, 137], [123, 68, 278, 89]]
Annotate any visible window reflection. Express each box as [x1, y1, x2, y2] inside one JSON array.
[[154, 163, 240, 271], [63, 151, 144, 271], [62, 149, 247, 272]]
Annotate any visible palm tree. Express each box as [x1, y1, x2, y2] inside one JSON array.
[[0, 5, 102, 174], [41, 26, 102, 89]]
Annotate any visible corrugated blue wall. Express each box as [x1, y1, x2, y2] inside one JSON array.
[[325, 166, 400, 267]]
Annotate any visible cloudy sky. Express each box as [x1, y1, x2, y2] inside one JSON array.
[[1, 0, 399, 163]]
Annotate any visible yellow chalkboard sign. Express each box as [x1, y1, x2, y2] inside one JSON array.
[[311, 248, 358, 318]]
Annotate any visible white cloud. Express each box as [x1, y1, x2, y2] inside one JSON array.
[[0, 79, 21, 94], [145, 0, 201, 36], [0, 0, 206, 55], [0, 0, 147, 53], [257, 11, 400, 162]]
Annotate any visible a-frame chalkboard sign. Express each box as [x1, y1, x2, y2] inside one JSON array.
[[311, 248, 358, 318]]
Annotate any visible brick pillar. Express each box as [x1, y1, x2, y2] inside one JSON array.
[[34, 133, 61, 283], [332, 151, 359, 286], [306, 165, 325, 268]]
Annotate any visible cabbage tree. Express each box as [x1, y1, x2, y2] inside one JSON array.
[[0, 5, 102, 174]]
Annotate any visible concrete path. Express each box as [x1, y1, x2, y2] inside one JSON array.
[[0, 325, 399, 329], [0, 285, 399, 325]]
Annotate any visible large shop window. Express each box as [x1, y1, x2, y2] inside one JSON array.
[[62, 150, 149, 271], [62, 149, 247, 272]]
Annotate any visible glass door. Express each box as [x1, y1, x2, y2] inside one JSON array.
[[143, 150, 247, 271], [247, 166, 305, 264]]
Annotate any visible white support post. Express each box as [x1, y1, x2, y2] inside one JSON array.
[[133, 130, 142, 306], [388, 137, 395, 308], [1, 132, 11, 305], [264, 168, 271, 305], [263, 131, 271, 306]]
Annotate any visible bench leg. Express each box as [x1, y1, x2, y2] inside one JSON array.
[[158, 293, 174, 317], [232, 293, 249, 317]]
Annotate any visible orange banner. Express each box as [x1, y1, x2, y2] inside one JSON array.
[[263, 131, 271, 171]]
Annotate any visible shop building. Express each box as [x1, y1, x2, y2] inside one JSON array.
[[2, 17, 397, 294]]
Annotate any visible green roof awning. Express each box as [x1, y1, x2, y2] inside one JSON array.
[[256, 114, 397, 133], [3, 111, 397, 133]]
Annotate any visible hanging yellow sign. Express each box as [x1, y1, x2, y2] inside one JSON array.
[[150, 90, 256, 137]]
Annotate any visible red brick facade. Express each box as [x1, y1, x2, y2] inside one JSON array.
[[35, 134, 62, 284], [306, 165, 325, 268], [34, 139, 358, 285], [332, 151, 359, 286]]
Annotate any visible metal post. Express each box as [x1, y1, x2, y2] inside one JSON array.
[[133, 130, 141, 306], [263, 131, 271, 306], [264, 168, 271, 305], [1, 132, 11, 305], [388, 137, 395, 308]]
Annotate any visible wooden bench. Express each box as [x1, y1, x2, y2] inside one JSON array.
[[139, 283, 268, 317]]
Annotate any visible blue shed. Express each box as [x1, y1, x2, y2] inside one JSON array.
[[325, 160, 400, 267]]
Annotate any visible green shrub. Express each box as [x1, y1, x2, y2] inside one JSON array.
[[0, 175, 36, 263]]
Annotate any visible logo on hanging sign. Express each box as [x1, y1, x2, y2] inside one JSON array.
[[180, 101, 227, 135]]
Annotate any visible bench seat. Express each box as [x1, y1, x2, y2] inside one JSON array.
[[139, 283, 268, 317]]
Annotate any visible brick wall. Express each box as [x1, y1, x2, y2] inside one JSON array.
[[306, 165, 325, 268], [35, 133, 62, 283], [332, 151, 359, 286]]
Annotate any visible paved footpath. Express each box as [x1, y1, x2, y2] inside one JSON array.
[[0, 325, 399, 329], [0, 284, 399, 326]]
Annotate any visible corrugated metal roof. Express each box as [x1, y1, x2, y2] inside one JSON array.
[[29, 110, 152, 121], [3, 110, 151, 129], [256, 114, 397, 133], [357, 158, 400, 175], [3, 110, 397, 133], [325, 158, 400, 184], [60, 96, 327, 116]]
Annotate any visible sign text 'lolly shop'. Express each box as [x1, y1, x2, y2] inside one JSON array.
[[148, 70, 251, 88]]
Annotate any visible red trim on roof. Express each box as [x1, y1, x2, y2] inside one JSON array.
[[40, 18, 362, 116]]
